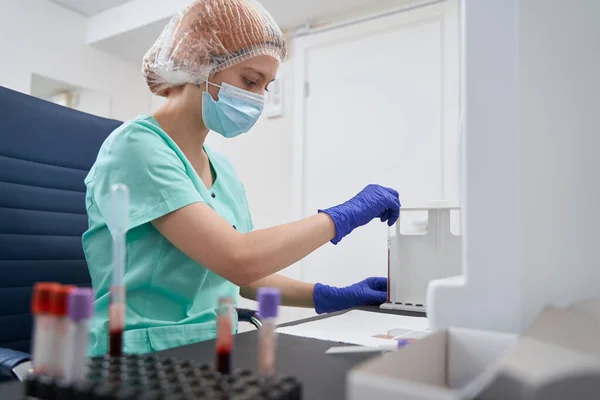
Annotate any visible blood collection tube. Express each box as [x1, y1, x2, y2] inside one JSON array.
[[257, 288, 281, 379], [50, 285, 75, 378], [215, 297, 234, 375], [31, 282, 59, 375], [386, 224, 396, 303], [109, 183, 129, 357], [64, 288, 94, 383]]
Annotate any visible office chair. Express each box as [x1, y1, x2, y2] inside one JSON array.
[[0, 87, 260, 381]]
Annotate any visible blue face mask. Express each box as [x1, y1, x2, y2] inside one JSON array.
[[202, 80, 265, 138]]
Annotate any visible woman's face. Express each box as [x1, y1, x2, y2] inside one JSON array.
[[207, 55, 279, 99]]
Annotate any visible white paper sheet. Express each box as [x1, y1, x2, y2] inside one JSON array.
[[276, 310, 430, 347]]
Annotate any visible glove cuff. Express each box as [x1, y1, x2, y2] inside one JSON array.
[[317, 209, 344, 244], [313, 282, 336, 314]]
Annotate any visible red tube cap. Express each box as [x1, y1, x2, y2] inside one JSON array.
[[32, 283, 59, 314], [50, 285, 76, 316]]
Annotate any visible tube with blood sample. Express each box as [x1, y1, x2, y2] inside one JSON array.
[[64, 288, 94, 383], [49, 285, 75, 378], [31, 282, 59, 375], [109, 183, 129, 357], [386, 223, 397, 303], [257, 288, 281, 379], [215, 297, 234, 375]]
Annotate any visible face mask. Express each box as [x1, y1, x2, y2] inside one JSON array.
[[202, 80, 265, 138]]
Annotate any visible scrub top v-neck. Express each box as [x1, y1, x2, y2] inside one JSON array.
[[82, 115, 254, 356]]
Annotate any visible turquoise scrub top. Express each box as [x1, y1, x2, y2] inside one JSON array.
[[82, 115, 253, 356]]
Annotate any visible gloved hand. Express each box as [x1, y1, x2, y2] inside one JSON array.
[[313, 277, 388, 314], [319, 184, 400, 244]]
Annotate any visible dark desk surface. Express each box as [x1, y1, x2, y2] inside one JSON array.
[[0, 306, 425, 399]]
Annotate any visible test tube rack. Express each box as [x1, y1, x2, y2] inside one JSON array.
[[381, 205, 462, 313], [23, 354, 302, 400]]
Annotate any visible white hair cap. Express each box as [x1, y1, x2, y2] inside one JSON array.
[[142, 0, 287, 96]]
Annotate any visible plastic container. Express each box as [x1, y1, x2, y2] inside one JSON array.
[[382, 203, 462, 313]]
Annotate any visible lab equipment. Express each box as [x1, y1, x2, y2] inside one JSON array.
[[381, 204, 461, 313], [143, 0, 287, 97], [427, 0, 600, 335], [109, 183, 129, 357], [257, 287, 281, 378], [64, 288, 94, 384], [318, 184, 400, 244], [326, 340, 412, 355], [313, 277, 388, 314], [31, 283, 59, 375], [23, 354, 303, 399], [202, 81, 265, 137], [215, 297, 234, 375], [49, 285, 74, 378]]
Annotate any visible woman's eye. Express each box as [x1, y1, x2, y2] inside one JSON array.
[[245, 79, 257, 87]]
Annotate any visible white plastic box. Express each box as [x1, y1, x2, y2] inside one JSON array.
[[381, 205, 462, 313], [348, 300, 600, 400], [347, 327, 517, 400]]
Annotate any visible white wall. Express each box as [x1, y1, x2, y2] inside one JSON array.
[[0, 0, 150, 121], [518, 0, 600, 328], [72, 89, 112, 118]]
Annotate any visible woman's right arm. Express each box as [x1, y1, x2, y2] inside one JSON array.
[[153, 184, 399, 286], [153, 203, 335, 286]]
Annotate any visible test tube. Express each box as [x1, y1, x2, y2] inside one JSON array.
[[31, 282, 59, 375], [109, 183, 129, 357], [215, 297, 234, 375], [257, 288, 281, 379], [49, 285, 75, 378], [64, 288, 94, 383], [387, 224, 397, 303]]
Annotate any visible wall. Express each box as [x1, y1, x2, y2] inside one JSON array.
[[519, 0, 600, 327], [72, 89, 112, 118], [0, 0, 150, 121]]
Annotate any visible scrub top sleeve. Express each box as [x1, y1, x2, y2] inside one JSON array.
[[92, 128, 204, 230]]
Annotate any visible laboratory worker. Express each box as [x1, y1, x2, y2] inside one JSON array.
[[83, 0, 401, 356]]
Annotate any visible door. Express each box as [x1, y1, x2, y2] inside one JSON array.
[[293, 0, 460, 317]]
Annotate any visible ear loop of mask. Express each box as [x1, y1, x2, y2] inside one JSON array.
[[197, 78, 220, 94], [205, 78, 221, 91]]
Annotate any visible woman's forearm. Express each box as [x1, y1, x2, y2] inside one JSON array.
[[235, 213, 335, 284], [240, 274, 315, 308], [154, 203, 336, 287]]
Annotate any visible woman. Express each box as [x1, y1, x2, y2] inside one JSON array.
[[83, 0, 400, 356]]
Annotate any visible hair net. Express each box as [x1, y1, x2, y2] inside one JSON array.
[[142, 0, 287, 96]]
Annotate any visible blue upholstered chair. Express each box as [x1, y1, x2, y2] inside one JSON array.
[[0, 87, 259, 380]]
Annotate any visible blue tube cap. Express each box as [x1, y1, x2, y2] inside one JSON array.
[[257, 288, 281, 319]]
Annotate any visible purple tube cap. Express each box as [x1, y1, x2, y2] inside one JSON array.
[[68, 288, 94, 322], [257, 287, 281, 319]]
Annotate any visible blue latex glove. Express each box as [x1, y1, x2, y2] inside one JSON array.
[[319, 184, 400, 244], [313, 277, 388, 314]]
